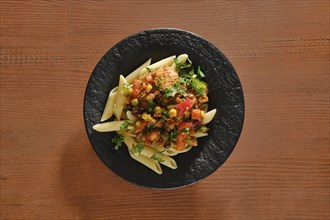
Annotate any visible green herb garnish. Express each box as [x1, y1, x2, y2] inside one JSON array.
[[130, 142, 144, 155], [174, 57, 192, 71], [174, 83, 187, 96], [196, 66, 205, 78], [191, 78, 207, 96], [164, 83, 186, 97], [164, 87, 176, 97], [169, 128, 178, 142], [146, 67, 154, 72], [162, 109, 169, 118], [123, 83, 133, 90], [151, 152, 165, 162], [112, 134, 124, 150], [181, 128, 190, 133], [120, 120, 131, 131]]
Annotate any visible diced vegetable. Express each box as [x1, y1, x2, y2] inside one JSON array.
[[169, 109, 177, 118], [175, 133, 187, 151], [178, 121, 193, 132], [131, 79, 143, 98], [191, 109, 203, 121], [176, 99, 195, 114]]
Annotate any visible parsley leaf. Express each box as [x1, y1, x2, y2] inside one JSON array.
[[151, 152, 165, 162], [191, 78, 207, 96], [164, 87, 177, 97], [181, 128, 190, 133], [196, 66, 205, 78], [123, 83, 133, 89], [120, 120, 131, 131], [178, 76, 186, 85], [169, 128, 178, 142], [162, 109, 169, 118], [174, 83, 187, 96], [146, 67, 154, 72], [164, 83, 186, 97], [112, 135, 124, 150], [130, 142, 144, 155], [174, 57, 192, 71]]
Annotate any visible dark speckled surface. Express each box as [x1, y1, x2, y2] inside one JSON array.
[[83, 29, 244, 189]]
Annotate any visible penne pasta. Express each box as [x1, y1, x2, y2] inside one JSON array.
[[150, 143, 178, 156], [163, 148, 178, 156], [94, 55, 216, 175], [126, 111, 137, 122], [139, 55, 176, 78], [100, 87, 118, 122], [113, 75, 128, 120], [93, 120, 133, 132], [196, 132, 208, 138], [123, 136, 136, 149], [140, 146, 177, 169], [124, 136, 162, 174], [177, 146, 192, 154], [125, 58, 151, 83], [150, 142, 166, 152], [202, 109, 217, 125], [129, 153, 163, 174], [171, 54, 188, 70]]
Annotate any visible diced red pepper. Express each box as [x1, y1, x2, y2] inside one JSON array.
[[178, 121, 193, 132], [176, 99, 195, 115], [175, 132, 187, 151], [131, 79, 143, 98], [191, 109, 202, 121]]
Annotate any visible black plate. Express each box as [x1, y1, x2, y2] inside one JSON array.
[[83, 28, 244, 189]]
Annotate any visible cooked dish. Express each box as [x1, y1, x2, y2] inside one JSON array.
[[93, 54, 216, 174]]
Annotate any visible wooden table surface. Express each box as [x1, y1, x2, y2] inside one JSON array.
[[1, 1, 329, 219]]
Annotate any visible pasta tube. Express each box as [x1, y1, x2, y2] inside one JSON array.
[[171, 54, 188, 70], [176, 146, 192, 154], [124, 136, 162, 174], [113, 75, 128, 120], [202, 109, 217, 125], [139, 55, 176, 77], [100, 87, 118, 122], [196, 132, 208, 138], [93, 120, 133, 132], [125, 58, 151, 83], [126, 111, 137, 122], [140, 146, 177, 169]]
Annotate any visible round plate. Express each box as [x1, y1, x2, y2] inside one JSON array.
[[83, 28, 244, 189]]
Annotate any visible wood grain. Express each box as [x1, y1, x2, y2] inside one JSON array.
[[1, 0, 329, 219]]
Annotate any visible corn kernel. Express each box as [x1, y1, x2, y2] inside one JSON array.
[[135, 121, 141, 127], [131, 99, 138, 106], [169, 108, 177, 118], [154, 106, 162, 115], [146, 84, 153, 93], [142, 112, 155, 123]]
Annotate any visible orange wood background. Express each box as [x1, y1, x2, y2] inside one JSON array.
[[1, 1, 329, 219]]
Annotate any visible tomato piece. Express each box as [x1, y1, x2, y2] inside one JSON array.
[[176, 99, 195, 115], [178, 121, 193, 132], [191, 109, 202, 121], [175, 133, 187, 151], [145, 73, 154, 83], [131, 79, 142, 98]]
